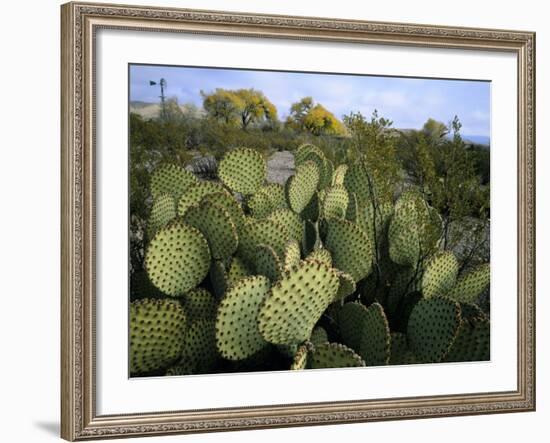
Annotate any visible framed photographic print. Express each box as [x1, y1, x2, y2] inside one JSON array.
[[60, 1, 536, 440]]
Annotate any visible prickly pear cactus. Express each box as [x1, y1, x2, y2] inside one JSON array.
[[130, 298, 187, 374], [258, 260, 339, 345], [323, 217, 373, 282], [447, 263, 490, 303], [215, 275, 271, 360], [150, 164, 197, 203], [145, 221, 211, 296], [407, 296, 461, 363], [421, 251, 459, 298], [286, 160, 320, 213], [218, 147, 267, 195], [147, 194, 176, 239], [135, 141, 490, 377], [183, 201, 238, 261], [309, 343, 365, 369]]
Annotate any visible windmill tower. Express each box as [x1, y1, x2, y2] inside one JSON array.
[[149, 78, 167, 119]]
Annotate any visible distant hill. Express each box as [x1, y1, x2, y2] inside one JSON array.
[[129, 101, 204, 120]]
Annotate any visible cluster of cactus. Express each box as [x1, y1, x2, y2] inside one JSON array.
[[130, 144, 490, 376]]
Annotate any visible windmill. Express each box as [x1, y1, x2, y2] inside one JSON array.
[[149, 78, 167, 119]]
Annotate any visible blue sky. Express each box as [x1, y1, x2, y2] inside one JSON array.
[[130, 64, 491, 137]]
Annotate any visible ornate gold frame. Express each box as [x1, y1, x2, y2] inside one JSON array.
[[60, 2, 536, 440]]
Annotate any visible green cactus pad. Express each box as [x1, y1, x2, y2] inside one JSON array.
[[227, 256, 252, 287], [321, 185, 349, 219], [182, 288, 217, 320], [147, 194, 176, 239], [332, 164, 348, 186], [183, 201, 238, 261], [237, 218, 290, 265], [324, 217, 373, 282], [218, 147, 266, 195], [247, 190, 273, 218], [471, 318, 490, 361], [177, 181, 228, 217], [306, 248, 332, 267], [443, 321, 475, 363], [358, 302, 391, 366], [310, 326, 329, 346], [130, 298, 187, 374], [215, 276, 271, 360], [286, 160, 320, 213], [202, 191, 245, 230], [258, 260, 339, 345], [209, 260, 228, 299], [343, 161, 371, 207], [255, 244, 283, 282], [283, 240, 301, 270], [407, 296, 461, 363], [145, 222, 211, 296], [150, 164, 197, 202], [262, 183, 288, 210], [387, 265, 416, 316], [389, 332, 417, 365], [447, 263, 490, 303], [421, 251, 459, 298], [179, 319, 218, 373], [310, 343, 365, 369], [337, 302, 368, 352], [335, 271, 356, 302], [460, 302, 487, 322], [388, 198, 420, 267], [268, 208, 304, 245], [290, 344, 309, 370]]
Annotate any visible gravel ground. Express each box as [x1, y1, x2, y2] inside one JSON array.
[[267, 150, 295, 184]]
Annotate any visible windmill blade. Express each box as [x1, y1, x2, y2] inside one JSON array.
[[149, 80, 157, 86]]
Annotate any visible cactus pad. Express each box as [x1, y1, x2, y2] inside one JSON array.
[[335, 271, 356, 301], [183, 201, 238, 261], [343, 161, 371, 207], [179, 319, 218, 373], [309, 343, 365, 369], [226, 256, 252, 287], [145, 222, 211, 296], [447, 263, 490, 303], [268, 208, 304, 245], [258, 260, 339, 345], [389, 332, 417, 365], [290, 344, 309, 370], [283, 240, 301, 270], [310, 326, 329, 346], [407, 296, 461, 363], [255, 244, 283, 282], [215, 276, 271, 360], [321, 185, 349, 219], [147, 194, 176, 239], [388, 198, 420, 267], [421, 251, 459, 298], [237, 218, 290, 265], [306, 248, 332, 267], [324, 217, 373, 282], [202, 191, 245, 230], [219, 147, 266, 195], [177, 181, 228, 217], [286, 160, 320, 213], [182, 288, 217, 320], [209, 260, 227, 298], [130, 298, 187, 374], [332, 164, 348, 186], [358, 302, 391, 366], [247, 190, 273, 218], [337, 302, 367, 352], [150, 164, 197, 202]]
